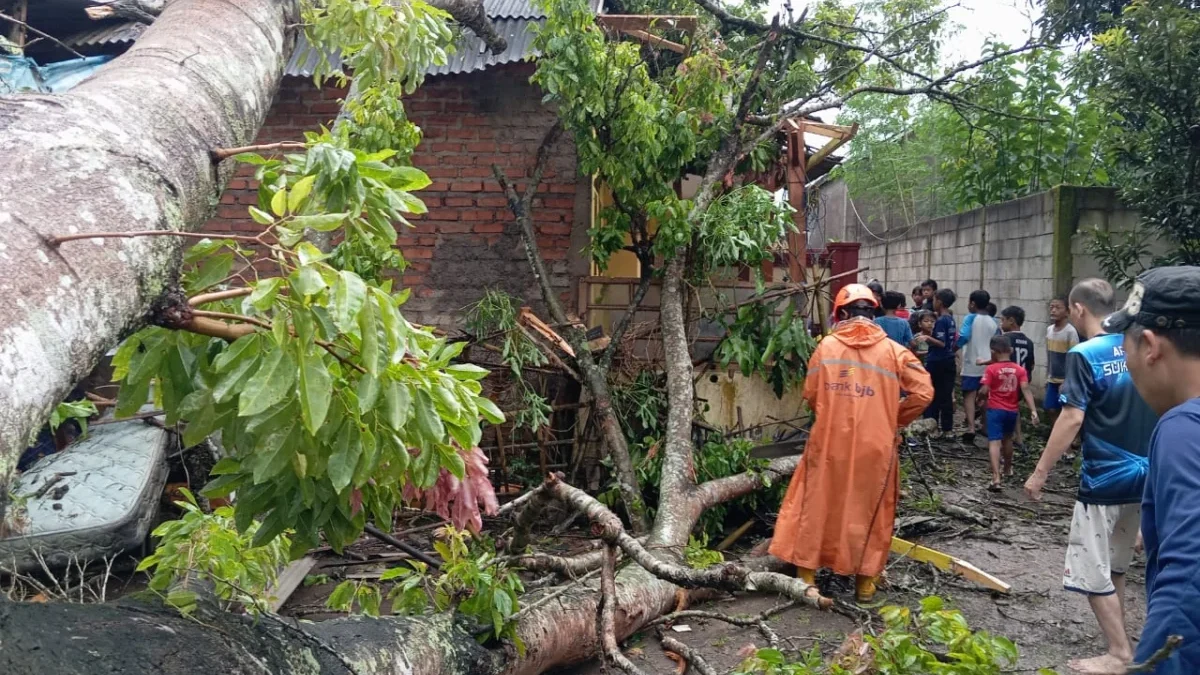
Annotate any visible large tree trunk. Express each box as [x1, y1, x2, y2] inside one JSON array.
[[0, 0, 297, 515]]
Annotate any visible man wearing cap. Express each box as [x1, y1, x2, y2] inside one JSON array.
[[770, 284, 933, 603], [1108, 266, 1200, 674], [1023, 278, 1158, 674]]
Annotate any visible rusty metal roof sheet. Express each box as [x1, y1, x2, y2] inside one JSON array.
[[61, 21, 146, 47]]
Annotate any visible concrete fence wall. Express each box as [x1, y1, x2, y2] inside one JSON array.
[[853, 186, 1142, 388]]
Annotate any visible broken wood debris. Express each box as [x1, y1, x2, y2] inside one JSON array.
[[890, 537, 1011, 594]]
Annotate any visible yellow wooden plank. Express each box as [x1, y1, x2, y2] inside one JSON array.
[[890, 537, 1011, 594]]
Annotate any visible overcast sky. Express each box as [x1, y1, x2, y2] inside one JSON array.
[[763, 0, 1040, 64]]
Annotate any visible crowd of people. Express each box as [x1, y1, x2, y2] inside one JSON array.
[[768, 268, 1200, 674]]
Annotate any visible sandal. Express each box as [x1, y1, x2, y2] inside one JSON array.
[[988, 482, 1002, 493]]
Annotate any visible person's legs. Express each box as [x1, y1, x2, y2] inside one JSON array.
[[963, 389, 977, 435], [937, 362, 957, 432], [987, 439, 1002, 487], [1001, 434, 1014, 477], [1064, 503, 1136, 673]]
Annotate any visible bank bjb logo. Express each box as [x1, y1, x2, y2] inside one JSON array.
[[826, 365, 875, 397]]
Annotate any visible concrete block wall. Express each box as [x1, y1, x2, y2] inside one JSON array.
[[204, 64, 591, 329], [852, 187, 1139, 389]]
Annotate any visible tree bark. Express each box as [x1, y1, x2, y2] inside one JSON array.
[[0, 0, 298, 519]]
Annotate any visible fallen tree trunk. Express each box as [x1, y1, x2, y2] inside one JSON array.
[[0, 0, 298, 517]]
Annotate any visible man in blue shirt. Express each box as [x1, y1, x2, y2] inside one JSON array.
[[1024, 278, 1158, 675], [1105, 266, 1200, 674]]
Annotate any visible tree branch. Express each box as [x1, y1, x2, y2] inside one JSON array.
[[659, 635, 718, 675], [188, 287, 252, 307], [1126, 636, 1183, 674], [428, 0, 508, 54], [85, 0, 166, 24], [598, 544, 652, 675], [46, 230, 263, 247], [542, 475, 830, 608], [0, 11, 86, 59], [695, 455, 799, 512], [492, 123, 651, 533], [210, 141, 307, 162]]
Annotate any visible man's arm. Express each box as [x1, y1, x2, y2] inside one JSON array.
[[896, 350, 934, 427], [1020, 380, 1039, 425], [1024, 406, 1083, 500], [956, 314, 974, 349], [1134, 415, 1200, 673]]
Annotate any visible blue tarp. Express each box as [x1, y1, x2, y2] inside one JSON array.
[[0, 54, 114, 94]]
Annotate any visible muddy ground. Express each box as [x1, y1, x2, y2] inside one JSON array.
[[278, 420, 1135, 675], [562, 431, 1144, 675]]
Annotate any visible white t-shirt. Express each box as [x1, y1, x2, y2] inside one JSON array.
[[961, 313, 999, 378]]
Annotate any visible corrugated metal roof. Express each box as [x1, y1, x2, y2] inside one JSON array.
[[483, 0, 545, 19], [285, 14, 547, 79], [425, 18, 542, 76], [62, 21, 146, 47]]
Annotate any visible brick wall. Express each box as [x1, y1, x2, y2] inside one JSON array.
[[205, 63, 591, 329]]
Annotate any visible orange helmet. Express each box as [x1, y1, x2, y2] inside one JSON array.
[[833, 283, 879, 317]]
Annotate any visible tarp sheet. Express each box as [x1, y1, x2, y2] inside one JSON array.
[[0, 54, 113, 94]]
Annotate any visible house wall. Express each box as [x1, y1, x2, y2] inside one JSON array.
[[204, 63, 591, 329], [851, 187, 1145, 389]]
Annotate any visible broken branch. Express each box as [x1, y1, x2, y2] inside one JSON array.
[[46, 231, 263, 247], [188, 287, 252, 307], [85, 0, 166, 24], [210, 141, 307, 162], [542, 475, 831, 608], [659, 635, 718, 675], [1126, 635, 1183, 674], [0, 10, 86, 59], [598, 544, 652, 675]]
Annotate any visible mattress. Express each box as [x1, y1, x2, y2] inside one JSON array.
[[0, 418, 169, 572]]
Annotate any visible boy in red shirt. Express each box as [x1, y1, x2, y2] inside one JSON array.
[[980, 335, 1039, 490]]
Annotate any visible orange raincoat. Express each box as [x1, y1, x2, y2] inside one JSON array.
[[769, 318, 933, 578]]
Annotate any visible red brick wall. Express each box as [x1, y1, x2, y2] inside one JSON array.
[[205, 63, 589, 328]]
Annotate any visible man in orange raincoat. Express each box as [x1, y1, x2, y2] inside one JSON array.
[[769, 284, 934, 602]]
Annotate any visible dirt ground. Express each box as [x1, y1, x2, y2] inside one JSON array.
[[272, 415, 1140, 675], [562, 430, 1146, 674]]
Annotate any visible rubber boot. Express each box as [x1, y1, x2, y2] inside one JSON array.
[[855, 575, 878, 603], [796, 566, 816, 585]]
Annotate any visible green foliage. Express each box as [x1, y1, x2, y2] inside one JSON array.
[[839, 46, 1109, 220], [49, 399, 98, 436], [694, 186, 797, 275], [715, 299, 816, 397], [734, 596, 1035, 674], [610, 370, 668, 440], [463, 290, 551, 433], [684, 534, 725, 569], [326, 527, 525, 652], [137, 489, 292, 615], [111, 2, 507, 560], [1073, 0, 1200, 267]]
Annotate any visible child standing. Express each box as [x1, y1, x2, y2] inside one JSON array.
[[1045, 296, 1080, 423], [913, 310, 935, 365], [980, 336, 1039, 490], [875, 291, 914, 347], [923, 289, 958, 434], [958, 290, 1001, 444], [911, 286, 925, 314]]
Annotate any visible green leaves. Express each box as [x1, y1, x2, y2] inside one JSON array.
[[332, 270, 368, 333], [382, 380, 413, 430], [239, 347, 296, 417], [298, 346, 332, 434]]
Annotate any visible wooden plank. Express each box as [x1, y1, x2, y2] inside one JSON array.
[[597, 14, 698, 32], [267, 556, 317, 612], [890, 537, 1011, 594], [806, 123, 858, 172], [619, 28, 685, 53]]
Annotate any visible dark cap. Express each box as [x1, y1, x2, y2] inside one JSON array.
[[1102, 266, 1200, 333]]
